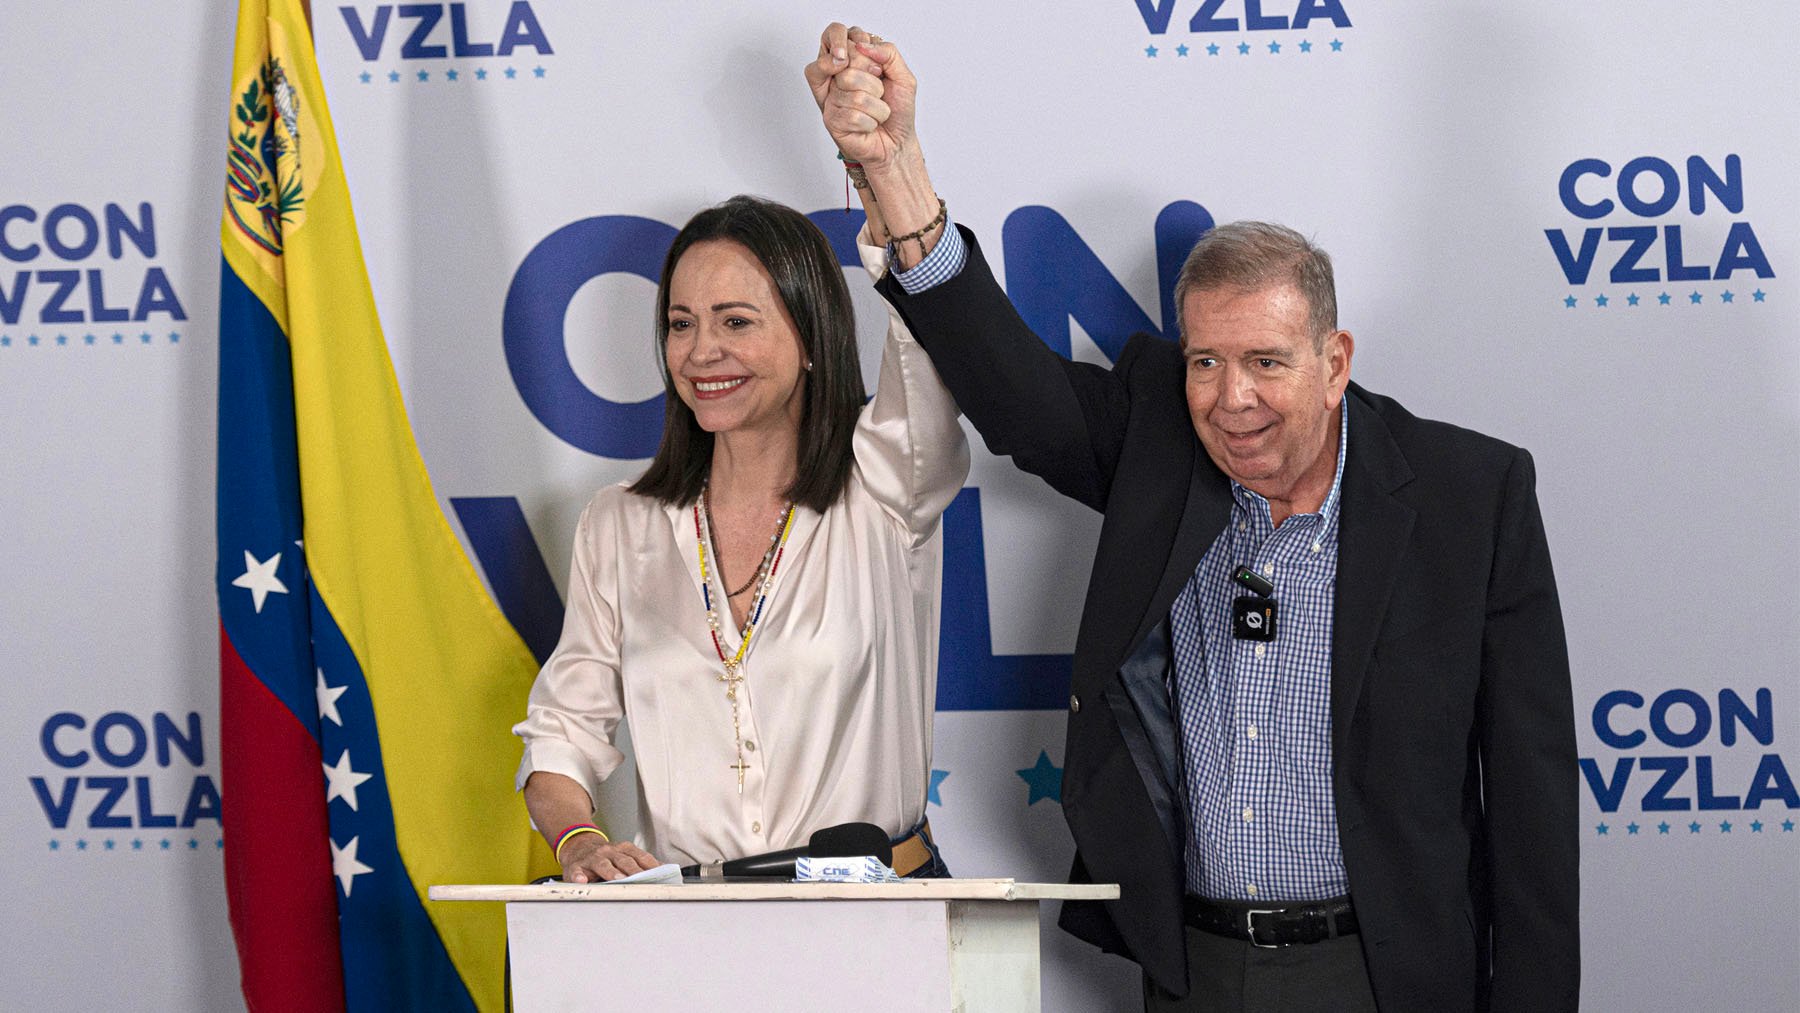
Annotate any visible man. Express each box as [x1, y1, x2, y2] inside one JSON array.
[[807, 24, 1579, 1012]]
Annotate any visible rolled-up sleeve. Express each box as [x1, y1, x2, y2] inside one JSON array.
[[512, 495, 628, 804]]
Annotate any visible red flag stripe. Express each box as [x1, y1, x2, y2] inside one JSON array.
[[220, 623, 347, 1012]]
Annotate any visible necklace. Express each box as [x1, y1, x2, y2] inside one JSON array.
[[705, 491, 780, 597], [694, 494, 796, 793]]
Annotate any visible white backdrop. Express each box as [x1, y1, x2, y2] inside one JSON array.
[[1, 2, 1795, 1009]]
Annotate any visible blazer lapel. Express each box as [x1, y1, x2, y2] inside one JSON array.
[[1330, 388, 1416, 758], [1126, 448, 1234, 659]]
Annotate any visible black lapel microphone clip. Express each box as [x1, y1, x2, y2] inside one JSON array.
[[1230, 564, 1277, 642]]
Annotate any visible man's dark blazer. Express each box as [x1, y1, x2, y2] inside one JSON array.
[[878, 228, 1580, 1012]]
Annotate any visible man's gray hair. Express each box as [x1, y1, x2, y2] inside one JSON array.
[[1173, 221, 1338, 350]]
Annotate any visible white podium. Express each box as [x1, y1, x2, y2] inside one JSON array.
[[430, 878, 1118, 1012]]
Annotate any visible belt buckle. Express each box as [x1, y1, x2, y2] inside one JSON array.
[[1245, 908, 1280, 949]]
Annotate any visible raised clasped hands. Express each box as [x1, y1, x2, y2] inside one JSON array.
[[804, 22, 916, 172]]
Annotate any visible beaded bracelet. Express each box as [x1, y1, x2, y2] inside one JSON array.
[[837, 152, 872, 213], [890, 196, 947, 262], [553, 823, 608, 863]]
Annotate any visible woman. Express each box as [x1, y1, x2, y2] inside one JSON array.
[[513, 193, 968, 882]]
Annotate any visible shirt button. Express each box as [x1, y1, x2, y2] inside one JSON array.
[[1311, 542, 1321, 553], [1247, 724, 1258, 739], [743, 740, 756, 752], [1070, 694, 1081, 714], [1246, 884, 1258, 897], [1238, 522, 1247, 532], [1254, 643, 1266, 658], [1262, 563, 1274, 576], [751, 821, 762, 834], [1243, 807, 1254, 822]]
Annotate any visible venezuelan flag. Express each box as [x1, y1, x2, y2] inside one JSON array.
[[215, 2, 553, 1008]]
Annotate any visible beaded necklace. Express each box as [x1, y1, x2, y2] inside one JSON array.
[[694, 494, 797, 793]]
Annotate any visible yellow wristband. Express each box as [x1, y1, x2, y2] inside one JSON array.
[[553, 824, 608, 863]]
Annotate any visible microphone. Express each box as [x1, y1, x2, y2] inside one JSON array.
[[680, 821, 892, 879]]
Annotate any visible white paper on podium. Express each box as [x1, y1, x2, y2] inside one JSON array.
[[553, 863, 683, 885]]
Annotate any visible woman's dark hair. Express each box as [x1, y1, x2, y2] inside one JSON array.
[[628, 195, 866, 512]]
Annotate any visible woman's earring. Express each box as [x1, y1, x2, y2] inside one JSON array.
[[805, 359, 814, 371]]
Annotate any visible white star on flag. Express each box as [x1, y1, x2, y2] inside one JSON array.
[[231, 550, 288, 613], [323, 750, 373, 811], [316, 669, 348, 726], [330, 835, 374, 897]]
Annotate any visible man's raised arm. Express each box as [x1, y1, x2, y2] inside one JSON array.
[[801, 25, 1135, 512]]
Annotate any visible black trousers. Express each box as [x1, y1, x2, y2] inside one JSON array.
[[1144, 926, 1379, 1013]]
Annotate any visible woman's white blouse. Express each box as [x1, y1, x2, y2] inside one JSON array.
[[513, 235, 970, 867]]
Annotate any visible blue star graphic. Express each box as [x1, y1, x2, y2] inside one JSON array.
[[1751, 821, 1764, 833], [132, 839, 143, 850], [1657, 822, 1670, 834], [446, 69, 459, 81], [1206, 43, 1221, 56], [104, 839, 116, 850], [83, 333, 96, 344], [1626, 822, 1639, 835], [1176, 44, 1190, 57], [76, 839, 88, 850], [359, 71, 372, 84], [1299, 40, 1313, 52], [189, 839, 200, 850], [417, 69, 430, 82], [1145, 45, 1158, 58], [1626, 293, 1640, 306], [388, 70, 400, 83], [1562, 295, 1577, 308], [140, 332, 153, 343], [1688, 821, 1701, 833], [28, 335, 40, 346], [56, 334, 68, 345], [1720, 290, 1734, 303], [1595, 823, 1609, 835], [1784, 820, 1795, 832], [48, 840, 58, 851], [1657, 292, 1672, 305], [533, 66, 546, 78], [111, 332, 124, 343], [1719, 820, 1732, 833], [1, 336, 10, 347], [1268, 41, 1281, 54], [160, 839, 171, 850], [216, 839, 225, 849], [170, 332, 181, 343], [927, 768, 950, 806], [1752, 289, 1766, 302], [1017, 750, 1063, 805], [1330, 38, 1344, 51], [1594, 294, 1608, 307], [505, 67, 518, 79], [476, 68, 488, 80], [1237, 41, 1252, 55], [1688, 291, 1703, 304]]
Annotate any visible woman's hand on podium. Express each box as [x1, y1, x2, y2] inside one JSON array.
[[560, 834, 662, 883]]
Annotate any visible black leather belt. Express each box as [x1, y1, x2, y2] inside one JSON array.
[[1183, 894, 1359, 948]]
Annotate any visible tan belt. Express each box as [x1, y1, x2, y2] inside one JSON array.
[[890, 818, 936, 878]]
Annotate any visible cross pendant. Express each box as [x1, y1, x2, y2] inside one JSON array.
[[729, 759, 751, 793]]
